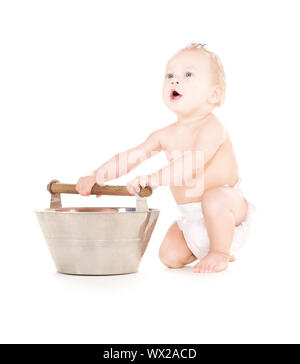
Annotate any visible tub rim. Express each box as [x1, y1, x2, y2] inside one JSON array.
[[35, 206, 160, 214]]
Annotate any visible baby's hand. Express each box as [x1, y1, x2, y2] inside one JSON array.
[[126, 175, 158, 195], [75, 175, 98, 197]]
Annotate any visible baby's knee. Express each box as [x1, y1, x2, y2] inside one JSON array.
[[159, 248, 184, 269]]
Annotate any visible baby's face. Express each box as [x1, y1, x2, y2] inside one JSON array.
[[162, 50, 215, 116]]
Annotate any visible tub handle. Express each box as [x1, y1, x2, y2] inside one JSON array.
[[47, 179, 152, 209]]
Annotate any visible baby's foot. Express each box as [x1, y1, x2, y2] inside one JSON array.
[[193, 251, 232, 273]]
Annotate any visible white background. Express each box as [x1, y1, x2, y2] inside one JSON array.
[[0, 0, 300, 344]]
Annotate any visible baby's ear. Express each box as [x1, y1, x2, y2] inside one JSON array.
[[207, 85, 222, 105]]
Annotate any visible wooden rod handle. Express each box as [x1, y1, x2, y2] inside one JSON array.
[[47, 180, 152, 198]]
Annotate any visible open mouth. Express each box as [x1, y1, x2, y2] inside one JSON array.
[[170, 89, 183, 101]]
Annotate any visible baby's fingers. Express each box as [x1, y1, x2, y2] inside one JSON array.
[[76, 186, 88, 196], [77, 185, 91, 196], [96, 195, 102, 198], [126, 185, 135, 195], [132, 182, 141, 194], [126, 182, 138, 195]]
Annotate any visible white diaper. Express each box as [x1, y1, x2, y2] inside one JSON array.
[[176, 178, 256, 259]]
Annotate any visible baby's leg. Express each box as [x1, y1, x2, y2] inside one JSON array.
[[159, 221, 197, 268], [193, 186, 248, 273]]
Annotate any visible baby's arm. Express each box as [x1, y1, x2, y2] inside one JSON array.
[[94, 129, 162, 184], [76, 129, 162, 196]]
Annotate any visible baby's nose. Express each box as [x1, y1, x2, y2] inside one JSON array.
[[171, 80, 179, 85]]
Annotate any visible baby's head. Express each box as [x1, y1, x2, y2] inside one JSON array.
[[162, 43, 226, 117]]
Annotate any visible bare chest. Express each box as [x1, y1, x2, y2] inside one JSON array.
[[161, 127, 200, 162]]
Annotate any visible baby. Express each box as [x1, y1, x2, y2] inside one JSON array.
[[76, 42, 255, 273]]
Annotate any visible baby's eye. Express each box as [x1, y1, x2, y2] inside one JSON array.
[[167, 74, 174, 79], [185, 72, 192, 77]]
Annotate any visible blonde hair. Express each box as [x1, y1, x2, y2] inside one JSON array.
[[180, 42, 226, 107]]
